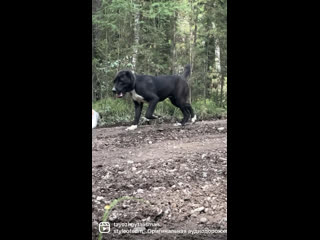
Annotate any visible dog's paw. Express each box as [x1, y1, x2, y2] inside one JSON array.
[[191, 115, 197, 123], [145, 115, 158, 120], [173, 122, 182, 126], [153, 115, 161, 119], [126, 125, 138, 131], [141, 117, 150, 122]]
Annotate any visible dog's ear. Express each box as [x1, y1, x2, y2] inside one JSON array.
[[125, 70, 135, 81], [125, 70, 135, 89]]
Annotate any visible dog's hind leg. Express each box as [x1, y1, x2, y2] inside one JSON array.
[[185, 103, 196, 123], [170, 97, 183, 126], [179, 106, 191, 125], [170, 97, 191, 126]]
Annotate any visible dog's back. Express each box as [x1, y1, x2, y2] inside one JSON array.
[[135, 65, 191, 101]]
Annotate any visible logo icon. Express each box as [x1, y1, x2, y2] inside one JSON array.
[[99, 222, 110, 233]]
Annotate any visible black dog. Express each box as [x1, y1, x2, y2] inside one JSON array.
[[112, 65, 196, 130]]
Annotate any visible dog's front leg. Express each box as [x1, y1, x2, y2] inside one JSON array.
[[126, 101, 143, 131], [133, 101, 143, 125], [145, 98, 159, 119]]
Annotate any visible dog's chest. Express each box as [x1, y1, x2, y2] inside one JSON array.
[[130, 90, 146, 103]]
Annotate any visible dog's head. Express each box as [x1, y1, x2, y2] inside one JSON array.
[[112, 70, 135, 98]]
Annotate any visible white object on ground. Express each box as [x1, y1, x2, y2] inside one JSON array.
[[92, 109, 100, 129], [126, 125, 138, 131]]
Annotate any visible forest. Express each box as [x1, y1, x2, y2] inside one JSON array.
[[92, 0, 227, 126]]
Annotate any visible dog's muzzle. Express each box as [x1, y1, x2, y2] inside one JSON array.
[[112, 86, 124, 98]]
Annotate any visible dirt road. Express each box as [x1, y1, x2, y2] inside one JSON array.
[[92, 120, 227, 239]]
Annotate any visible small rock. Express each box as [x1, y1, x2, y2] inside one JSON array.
[[156, 208, 163, 216], [132, 167, 137, 171], [191, 207, 205, 214], [142, 217, 151, 222], [203, 185, 210, 190], [122, 204, 129, 209], [164, 208, 171, 215], [137, 189, 144, 194], [127, 160, 134, 164], [200, 217, 208, 223], [148, 141, 152, 144], [217, 127, 225, 131], [203, 172, 207, 178], [96, 196, 104, 201], [109, 212, 118, 221], [180, 164, 188, 169]]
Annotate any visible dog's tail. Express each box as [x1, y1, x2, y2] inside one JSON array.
[[181, 64, 191, 81]]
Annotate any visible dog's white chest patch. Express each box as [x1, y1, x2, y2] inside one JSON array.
[[130, 90, 146, 103]]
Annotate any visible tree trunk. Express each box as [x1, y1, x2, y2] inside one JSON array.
[[92, 73, 96, 101], [188, 0, 194, 104], [215, 39, 223, 107], [171, 11, 177, 75], [132, 0, 140, 72], [212, 22, 223, 107], [220, 72, 225, 107]]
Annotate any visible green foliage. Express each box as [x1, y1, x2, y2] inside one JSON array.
[[93, 98, 135, 125], [93, 97, 226, 127], [192, 98, 227, 119], [92, 0, 227, 110]]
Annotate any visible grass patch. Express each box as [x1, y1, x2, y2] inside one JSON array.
[[93, 97, 226, 127]]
